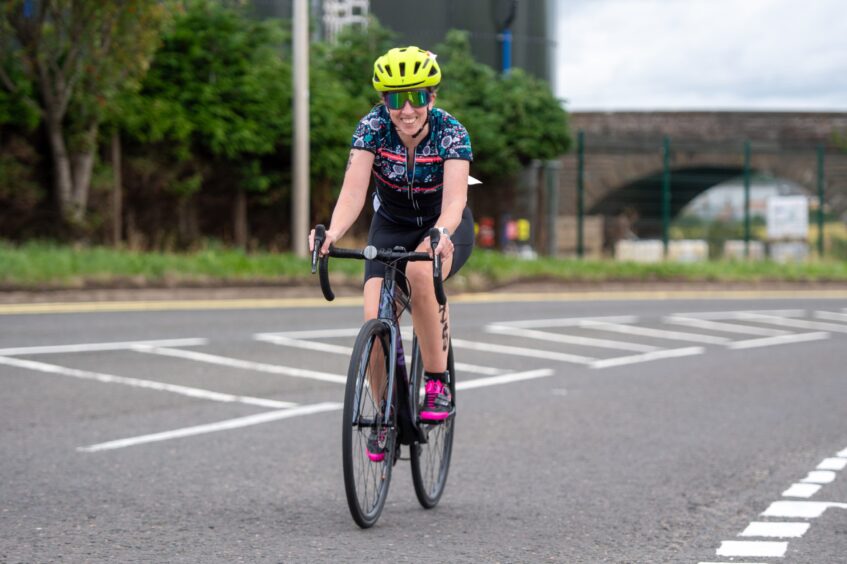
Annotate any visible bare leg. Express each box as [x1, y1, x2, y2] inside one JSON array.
[[406, 242, 455, 373], [363, 278, 387, 403]]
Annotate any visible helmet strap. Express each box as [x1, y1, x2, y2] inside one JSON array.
[[411, 108, 430, 139]]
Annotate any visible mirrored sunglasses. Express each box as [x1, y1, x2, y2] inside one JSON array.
[[382, 89, 431, 110]]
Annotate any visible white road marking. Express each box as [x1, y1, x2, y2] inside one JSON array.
[[131, 345, 347, 384], [740, 313, 847, 333], [589, 347, 704, 369], [815, 310, 847, 323], [782, 483, 822, 498], [762, 501, 847, 518], [838, 447, 847, 457], [0, 355, 296, 408], [818, 458, 847, 470], [77, 402, 343, 452], [455, 369, 555, 390], [675, 309, 806, 319], [451, 338, 595, 365], [801, 470, 837, 484], [492, 315, 638, 328], [728, 332, 830, 350], [716, 540, 787, 557], [664, 315, 788, 336], [256, 330, 504, 375], [740, 521, 810, 538], [486, 324, 659, 352], [581, 320, 730, 344], [0, 338, 207, 356]]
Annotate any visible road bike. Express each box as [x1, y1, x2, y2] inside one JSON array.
[[311, 225, 456, 528]]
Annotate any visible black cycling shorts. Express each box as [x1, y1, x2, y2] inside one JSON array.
[[364, 206, 475, 284]]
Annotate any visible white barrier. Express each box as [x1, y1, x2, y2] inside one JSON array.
[[615, 239, 709, 263]]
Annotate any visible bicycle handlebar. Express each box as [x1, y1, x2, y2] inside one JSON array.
[[311, 224, 447, 306]]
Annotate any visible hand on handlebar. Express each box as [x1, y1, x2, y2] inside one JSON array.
[[309, 226, 338, 258], [426, 233, 453, 262]]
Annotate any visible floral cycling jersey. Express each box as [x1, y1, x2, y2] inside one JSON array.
[[352, 104, 473, 227]]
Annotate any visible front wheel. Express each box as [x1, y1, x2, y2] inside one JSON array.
[[409, 337, 456, 509], [342, 319, 397, 528]]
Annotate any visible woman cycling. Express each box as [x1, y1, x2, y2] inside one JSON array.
[[309, 46, 474, 457]]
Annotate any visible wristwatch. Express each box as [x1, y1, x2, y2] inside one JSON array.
[[435, 226, 450, 238]]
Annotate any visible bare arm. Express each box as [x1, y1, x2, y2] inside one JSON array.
[[309, 149, 374, 255], [430, 158, 469, 257]]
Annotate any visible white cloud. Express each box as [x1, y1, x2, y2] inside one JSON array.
[[556, 0, 847, 110]]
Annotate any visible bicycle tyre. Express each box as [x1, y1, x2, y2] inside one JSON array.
[[409, 338, 456, 509], [342, 319, 397, 528]]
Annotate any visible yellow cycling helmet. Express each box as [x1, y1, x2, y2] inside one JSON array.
[[372, 46, 441, 92]]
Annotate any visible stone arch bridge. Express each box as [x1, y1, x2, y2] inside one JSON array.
[[553, 112, 847, 254]]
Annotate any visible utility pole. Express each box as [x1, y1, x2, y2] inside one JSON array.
[[292, 0, 310, 257]]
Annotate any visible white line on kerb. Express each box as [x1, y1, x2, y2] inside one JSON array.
[[0, 355, 296, 409], [0, 338, 207, 356], [77, 402, 343, 452]]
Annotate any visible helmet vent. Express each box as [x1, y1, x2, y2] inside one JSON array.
[[413, 61, 421, 74], [399, 62, 406, 76]]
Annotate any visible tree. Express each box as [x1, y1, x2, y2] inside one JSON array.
[[0, 0, 168, 227], [115, 0, 291, 248], [435, 30, 570, 178]]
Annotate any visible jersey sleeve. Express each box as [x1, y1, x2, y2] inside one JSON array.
[[437, 112, 473, 162], [351, 105, 386, 153]]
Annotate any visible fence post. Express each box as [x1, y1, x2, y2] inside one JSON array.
[[743, 141, 751, 258], [546, 160, 560, 257], [817, 145, 825, 257], [662, 136, 671, 258], [577, 130, 585, 258]]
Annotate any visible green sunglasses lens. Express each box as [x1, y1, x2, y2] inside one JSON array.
[[384, 90, 430, 109]]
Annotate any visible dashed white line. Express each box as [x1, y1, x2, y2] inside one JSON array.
[[740, 521, 810, 538], [716, 540, 787, 558], [0, 355, 296, 409], [77, 402, 343, 452], [762, 500, 847, 518], [782, 483, 822, 498], [818, 457, 847, 471], [801, 470, 837, 484]]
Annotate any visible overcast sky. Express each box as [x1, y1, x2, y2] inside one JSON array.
[[555, 0, 847, 111]]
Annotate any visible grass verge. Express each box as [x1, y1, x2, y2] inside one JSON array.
[[2, 242, 847, 290]]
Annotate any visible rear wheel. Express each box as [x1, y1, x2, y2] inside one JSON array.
[[409, 337, 456, 509], [342, 319, 397, 528]]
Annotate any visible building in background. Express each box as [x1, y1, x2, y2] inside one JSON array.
[[250, 0, 557, 83]]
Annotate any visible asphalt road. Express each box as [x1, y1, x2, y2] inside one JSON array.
[[1, 292, 846, 563]]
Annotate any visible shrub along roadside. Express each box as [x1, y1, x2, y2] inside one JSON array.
[[2, 243, 847, 291]]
